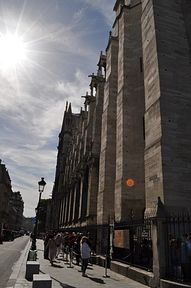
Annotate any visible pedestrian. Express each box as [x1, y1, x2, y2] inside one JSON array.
[[62, 232, 69, 261], [44, 232, 51, 259], [80, 236, 91, 277], [73, 233, 82, 265], [46, 234, 57, 266], [180, 233, 190, 282], [55, 232, 63, 258]]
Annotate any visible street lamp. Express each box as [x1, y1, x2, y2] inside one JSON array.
[[31, 177, 46, 251]]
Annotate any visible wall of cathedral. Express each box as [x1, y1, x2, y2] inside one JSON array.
[[114, 0, 145, 222], [97, 37, 118, 225], [142, 0, 191, 214], [51, 0, 191, 245]]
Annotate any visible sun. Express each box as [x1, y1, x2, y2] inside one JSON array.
[[0, 33, 27, 71]]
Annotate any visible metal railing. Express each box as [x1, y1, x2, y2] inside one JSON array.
[[164, 214, 191, 283]]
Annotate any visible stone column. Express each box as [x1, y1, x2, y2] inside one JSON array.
[[146, 197, 167, 288], [78, 179, 83, 220], [115, 0, 145, 222], [86, 68, 105, 224], [97, 36, 118, 225], [87, 164, 98, 223], [69, 187, 75, 223], [74, 179, 81, 222], [72, 184, 77, 222]]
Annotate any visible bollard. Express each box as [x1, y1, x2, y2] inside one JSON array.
[[33, 274, 52, 288], [25, 261, 40, 281]]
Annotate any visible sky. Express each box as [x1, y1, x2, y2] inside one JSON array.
[[0, 0, 116, 217]]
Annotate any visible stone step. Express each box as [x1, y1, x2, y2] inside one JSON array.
[[33, 274, 52, 288], [25, 261, 40, 281]]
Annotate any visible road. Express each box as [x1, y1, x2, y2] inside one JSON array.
[[0, 235, 29, 288]]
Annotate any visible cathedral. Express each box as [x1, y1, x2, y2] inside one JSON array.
[[50, 0, 191, 285]]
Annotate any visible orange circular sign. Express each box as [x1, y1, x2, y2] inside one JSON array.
[[126, 179, 135, 187]]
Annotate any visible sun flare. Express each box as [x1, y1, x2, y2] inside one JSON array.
[[0, 33, 27, 71]]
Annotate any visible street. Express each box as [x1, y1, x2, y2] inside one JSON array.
[[0, 235, 29, 288], [0, 234, 151, 288]]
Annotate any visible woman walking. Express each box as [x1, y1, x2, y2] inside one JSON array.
[[80, 236, 91, 277], [46, 234, 57, 266]]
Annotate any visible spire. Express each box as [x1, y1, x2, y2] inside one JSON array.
[[97, 50, 106, 76], [68, 103, 72, 113], [65, 101, 68, 112]]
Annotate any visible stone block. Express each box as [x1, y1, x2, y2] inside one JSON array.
[[25, 261, 40, 281], [160, 279, 191, 288], [33, 274, 52, 288], [111, 260, 129, 276]]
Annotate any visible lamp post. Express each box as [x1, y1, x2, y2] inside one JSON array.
[[31, 177, 46, 251]]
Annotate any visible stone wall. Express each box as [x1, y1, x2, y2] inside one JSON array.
[[142, 0, 191, 213], [115, 1, 145, 222]]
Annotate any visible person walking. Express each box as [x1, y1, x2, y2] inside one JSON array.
[[55, 232, 63, 258], [180, 233, 190, 282], [44, 232, 51, 259], [46, 234, 57, 266], [73, 233, 82, 265], [80, 236, 91, 277]]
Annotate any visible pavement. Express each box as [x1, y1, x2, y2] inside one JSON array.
[[6, 239, 149, 288]]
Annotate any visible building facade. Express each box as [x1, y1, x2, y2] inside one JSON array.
[[51, 0, 191, 284], [0, 160, 24, 238], [8, 191, 24, 231], [0, 160, 12, 235]]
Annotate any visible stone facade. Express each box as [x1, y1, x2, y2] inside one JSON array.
[[8, 191, 24, 231], [51, 0, 191, 257], [114, 0, 145, 222], [0, 160, 12, 233], [142, 0, 191, 215], [52, 57, 105, 229], [0, 161, 24, 235]]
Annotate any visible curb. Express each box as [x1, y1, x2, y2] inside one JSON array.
[[6, 238, 31, 287]]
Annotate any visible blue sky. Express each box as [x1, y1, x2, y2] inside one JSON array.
[[0, 0, 116, 217]]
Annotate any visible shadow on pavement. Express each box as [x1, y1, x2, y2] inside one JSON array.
[[51, 275, 77, 288], [51, 263, 64, 268], [88, 276, 105, 284], [40, 270, 76, 288]]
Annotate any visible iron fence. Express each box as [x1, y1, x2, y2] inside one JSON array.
[[164, 214, 191, 283], [112, 219, 152, 271]]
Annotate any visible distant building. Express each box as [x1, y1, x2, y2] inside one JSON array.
[[8, 191, 24, 231], [0, 160, 12, 234], [45, 199, 52, 232], [37, 199, 52, 234], [0, 160, 24, 235], [22, 217, 34, 233]]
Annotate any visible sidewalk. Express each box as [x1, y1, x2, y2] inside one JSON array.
[[8, 239, 149, 288]]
